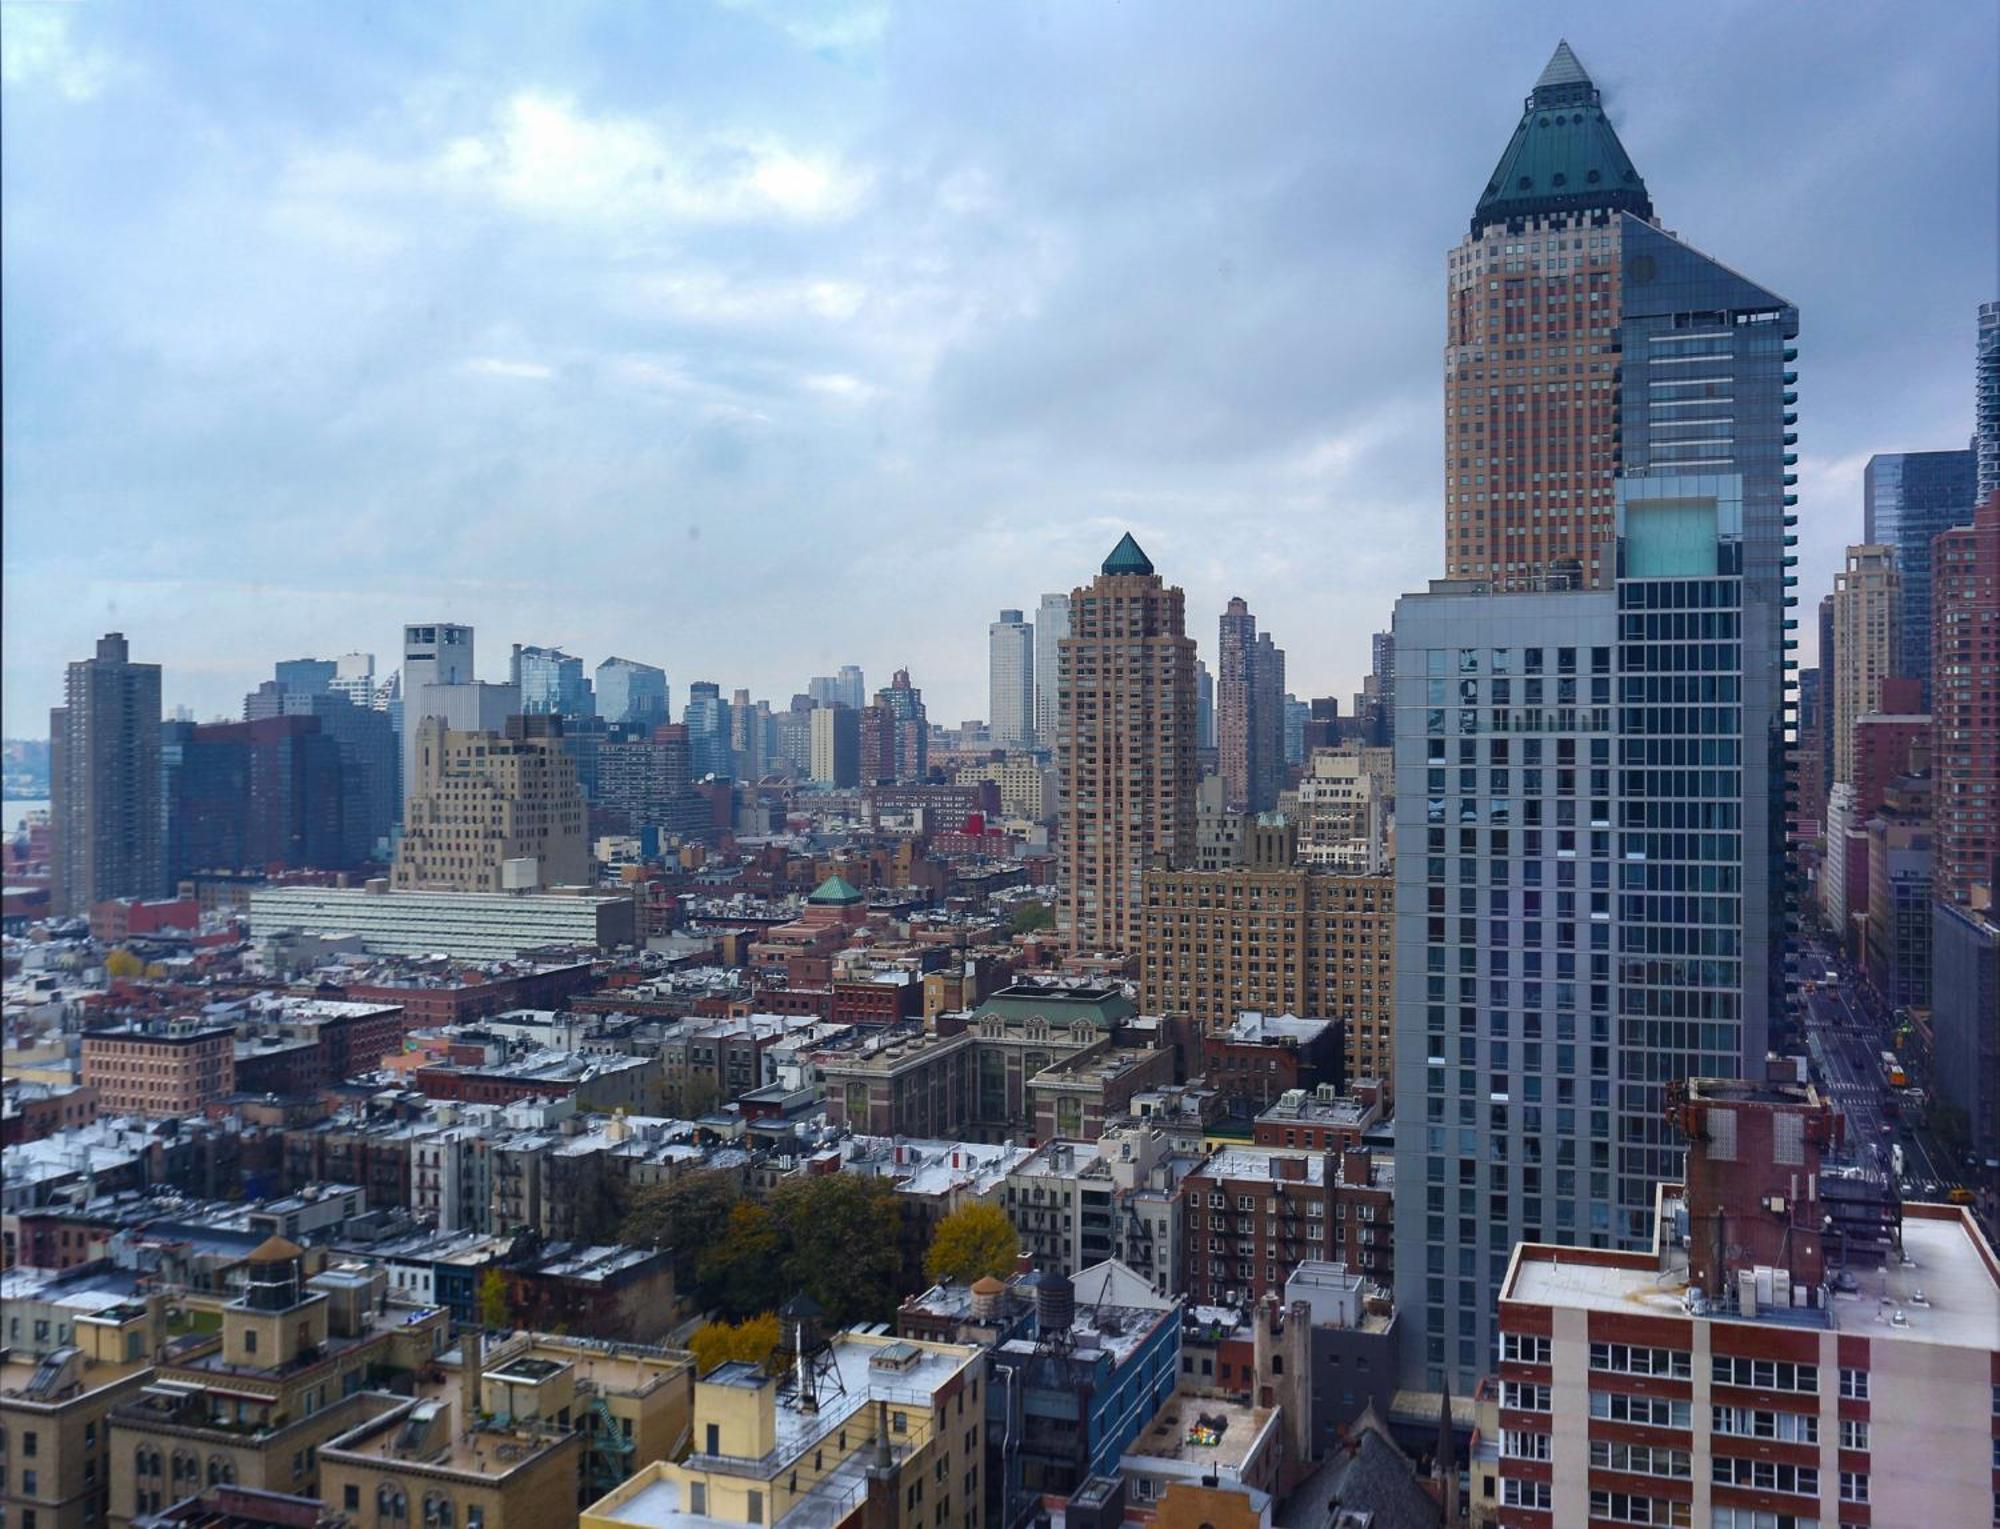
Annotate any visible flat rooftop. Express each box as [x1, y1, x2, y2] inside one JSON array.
[[1506, 1201, 2000, 1351], [1124, 1389, 1274, 1475]]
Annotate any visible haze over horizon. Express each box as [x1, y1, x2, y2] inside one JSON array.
[[4, 1, 1993, 734]]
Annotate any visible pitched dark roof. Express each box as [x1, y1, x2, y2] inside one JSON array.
[[1101, 532, 1155, 577], [1473, 41, 1651, 231], [1277, 1427, 1442, 1529]]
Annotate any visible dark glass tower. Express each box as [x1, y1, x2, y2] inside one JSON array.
[[1863, 448, 1978, 704]]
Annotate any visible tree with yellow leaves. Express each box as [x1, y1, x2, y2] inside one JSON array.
[[104, 948, 144, 980], [688, 1312, 781, 1377], [924, 1201, 1019, 1285]]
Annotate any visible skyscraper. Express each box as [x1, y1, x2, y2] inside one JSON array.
[[401, 623, 517, 822], [1394, 41, 1799, 1391], [1193, 658, 1214, 752], [836, 664, 867, 711], [1932, 493, 1999, 907], [988, 609, 1036, 750], [1863, 449, 1977, 702], [163, 715, 346, 882], [809, 704, 861, 787], [682, 682, 733, 780], [1830, 545, 1900, 787], [1217, 599, 1286, 813], [510, 645, 594, 719], [394, 717, 587, 892], [1443, 40, 1651, 589], [1058, 534, 1196, 953], [595, 657, 669, 727], [50, 633, 164, 913], [874, 668, 929, 780], [1978, 301, 2000, 502], [1035, 592, 1070, 748]]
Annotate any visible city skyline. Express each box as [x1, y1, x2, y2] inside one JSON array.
[[4, 4, 1993, 735]]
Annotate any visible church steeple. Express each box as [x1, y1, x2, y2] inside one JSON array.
[[1473, 40, 1652, 232]]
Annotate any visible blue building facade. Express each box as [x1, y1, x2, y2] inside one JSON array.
[[1863, 448, 1978, 705]]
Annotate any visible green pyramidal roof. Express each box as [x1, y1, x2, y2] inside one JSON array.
[[1101, 532, 1155, 577], [808, 873, 863, 904], [1473, 40, 1651, 233]]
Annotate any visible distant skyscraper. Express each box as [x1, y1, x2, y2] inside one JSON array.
[[510, 645, 594, 719], [1978, 301, 2000, 501], [1217, 599, 1286, 812], [1932, 493, 1999, 907], [1035, 592, 1070, 747], [1058, 534, 1196, 952], [806, 675, 840, 708], [401, 623, 513, 822], [231, 686, 398, 864], [1817, 592, 1836, 795], [274, 657, 336, 696], [988, 609, 1036, 750], [328, 653, 377, 709], [1282, 695, 1309, 767], [1193, 659, 1214, 752], [1443, 40, 1652, 589], [1864, 449, 1977, 703], [50, 633, 164, 913], [163, 715, 346, 882], [874, 668, 929, 781], [595, 657, 668, 727], [837, 664, 867, 711], [1395, 40, 1799, 1392], [1830, 545, 1900, 786], [809, 704, 861, 787], [683, 682, 733, 780]]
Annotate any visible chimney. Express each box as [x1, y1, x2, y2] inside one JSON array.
[[460, 1330, 482, 1438], [1342, 1146, 1372, 1187]]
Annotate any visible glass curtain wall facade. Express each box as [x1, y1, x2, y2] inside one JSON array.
[[1862, 449, 1978, 705]]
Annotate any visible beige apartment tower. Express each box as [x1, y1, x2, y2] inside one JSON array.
[[394, 717, 588, 892], [1058, 534, 1197, 954], [1830, 543, 1901, 786]]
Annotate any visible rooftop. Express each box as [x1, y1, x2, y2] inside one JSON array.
[[1221, 1011, 1332, 1045], [1505, 1198, 2000, 1351], [1472, 40, 1652, 231], [1124, 1388, 1274, 1476], [1199, 1147, 1328, 1186], [324, 1394, 576, 1481]]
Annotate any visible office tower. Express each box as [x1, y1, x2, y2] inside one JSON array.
[[1864, 773, 1933, 1011], [328, 653, 377, 708], [1932, 493, 1999, 906], [50, 633, 164, 913], [1303, 696, 1340, 753], [1830, 545, 1900, 787], [400, 623, 517, 820], [1498, 1077, 2000, 1527], [1254, 632, 1287, 801], [393, 716, 586, 891], [1979, 301, 2000, 501], [682, 681, 732, 779], [809, 703, 861, 787], [1816, 592, 1836, 796], [595, 724, 704, 837], [274, 657, 337, 696], [1292, 745, 1391, 874], [1932, 900, 1999, 1165], [729, 687, 768, 780], [163, 716, 346, 881], [988, 609, 1036, 749], [837, 664, 866, 710], [806, 675, 840, 707], [1140, 818, 1395, 1089], [225, 688, 398, 865], [1036, 591, 1071, 746], [1349, 630, 1396, 749], [1058, 534, 1196, 952], [1864, 449, 1977, 703], [775, 699, 815, 776], [1218, 600, 1286, 812], [877, 668, 929, 780], [1443, 41, 1651, 588], [1193, 658, 1215, 751], [1395, 48, 1799, 1387], [1283, 695, 1309, 766], [510, 644, 594, 719], [595, 657, 669, 727]]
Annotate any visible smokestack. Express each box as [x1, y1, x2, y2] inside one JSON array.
[[460, 1330, 481, 1437]]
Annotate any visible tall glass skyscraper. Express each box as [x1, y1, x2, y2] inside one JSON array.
[[1393, 42, 1799, 1392], [1864, 449, 1978, 704], [511, 645, 595, 719]]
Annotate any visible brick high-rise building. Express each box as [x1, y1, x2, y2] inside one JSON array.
[[1932, 493, 2000, 906], [1830, 544, 1900, 787], [1058, 534, 1196, 953], [50, 633, 164, 914], [1443, 42, 1651, 589], [1139, 817, 1395, 1089], [393, 717, 587, 892]]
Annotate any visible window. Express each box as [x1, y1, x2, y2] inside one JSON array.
[[1500, 1381, 1550, 1412], [1839, 1472, 1868, 1503], [1592, 1441, 1689, 1478], [1591, 1392, 1691, 1429], [1501, 1332, 1549, 1365], [1588, 1491, 1689, 1525], [345, 1488, 361, 1511], [1713, 1458, 1816, 1496], [1501, 1431, 1550, 1461], [1501, 1479, 1551, 1509], [688, 1485, 705, 1515], [1591, 1342, 1691, 1378], [1713, 1407, 1816, 1444], [1840, 1419, 1868, 1450], [21, 1435, 35, 1459], [244, 1330, 258, 1354], [1712, 1356, 1817, 1393], [1838, 1367, 1868, 1400]]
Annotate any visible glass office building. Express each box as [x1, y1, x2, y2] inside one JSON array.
[[1863, 449, 1978, 704], [1394, 207, 1799, 1393]]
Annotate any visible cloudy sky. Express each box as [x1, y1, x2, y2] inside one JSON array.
[[3, 0, 1993, 735]]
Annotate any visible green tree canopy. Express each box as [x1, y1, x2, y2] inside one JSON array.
[[619, 1168, 741, 1296], [1008, 900, 1056, 935], [766, 1173, 903, 1327], [924, 1201, 1020, 1285]]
